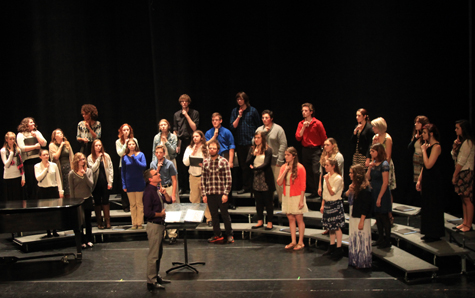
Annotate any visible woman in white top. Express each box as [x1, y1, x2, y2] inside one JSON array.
[[1, 132, 25, 200], [35, 149, 63, 237], [183, 130, 211, 223], [17, 117, 47, 200], [320, 157, 344, 259], [452, 119, 475, 232], [318, 138, 344, 197], [116, 123, 138, 212]]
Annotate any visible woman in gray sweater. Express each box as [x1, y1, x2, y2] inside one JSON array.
[[69, 152, 94, 248]]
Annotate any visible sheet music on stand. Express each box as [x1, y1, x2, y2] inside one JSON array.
[[184, 209, 205, 222], [165, 211, 183, 223], [164, 203, 207, 224]]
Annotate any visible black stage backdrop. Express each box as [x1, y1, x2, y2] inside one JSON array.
[[2, 1, 473, 216]]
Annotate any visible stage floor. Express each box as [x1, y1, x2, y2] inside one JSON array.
[[1, 232, 474, 298]]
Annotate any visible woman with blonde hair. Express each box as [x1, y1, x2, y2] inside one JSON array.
[[371, 117, 396, 223], [1, 132, 25, 200], [152, 119, 179, 199], [277, 147, 308, 251], [318, 138, 344, 197], [69, 152, 94, 248], [88, 139, 113, 229], [49, 129, 74, 198]]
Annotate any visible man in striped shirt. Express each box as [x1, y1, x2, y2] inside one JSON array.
[[201, 140, 234, 243]]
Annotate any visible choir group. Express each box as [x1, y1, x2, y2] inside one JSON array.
[[2, 93, 474, 272]]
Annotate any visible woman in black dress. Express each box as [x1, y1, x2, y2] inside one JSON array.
[[416, 124, 444, 242], [350, 108, 373, 167]]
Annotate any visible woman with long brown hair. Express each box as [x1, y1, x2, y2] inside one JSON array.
[[183, 130, 211, 224], [17, 117, 47, 200], [49, 129, 74, 198], [350, 108, 373, 167], [416, 124, 444, 242], [347, 164, 372, 268], [116, 123, 138, 212], [320, 158, 344, 259], [246, 131, 275, 230], [121, 138, 147, 229], [277, 147, 308, 250], [407, 116, 430, 206], [366, 143, 392, 248], [87, 139, 113, 229], [451, 120, 474, 232]]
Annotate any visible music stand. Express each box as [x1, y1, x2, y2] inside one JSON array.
[[165, 203, 206, 274]]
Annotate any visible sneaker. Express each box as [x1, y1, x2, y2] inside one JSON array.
[[227, 236, 234, 243], [208, 235, 224, 243]]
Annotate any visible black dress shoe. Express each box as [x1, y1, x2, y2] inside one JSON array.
[[207, 221, 213, 227], [157, 277, 171, 284], [147, 283, 165, 292], [237, 189, 249, 195], [169, 238, 177, 245], [124, 208, 130, 212], [53, 230, 60, 237], [229, 204, 236, 210]]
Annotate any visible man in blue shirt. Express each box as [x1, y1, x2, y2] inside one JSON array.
[[230, 92, 260, 194], [150, 144, 178, 244], [206, 112, 236, 209]]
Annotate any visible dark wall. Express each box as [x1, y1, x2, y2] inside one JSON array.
[[2, 1, 473, 215]]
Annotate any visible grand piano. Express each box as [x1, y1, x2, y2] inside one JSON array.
[[0, 198, 84, 263]]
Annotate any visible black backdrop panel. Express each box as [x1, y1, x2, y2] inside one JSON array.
[[2, 1, 473, 215]]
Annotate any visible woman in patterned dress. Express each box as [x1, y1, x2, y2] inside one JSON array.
[[246, 131, 275, 230], [451, 120, 474, 232]]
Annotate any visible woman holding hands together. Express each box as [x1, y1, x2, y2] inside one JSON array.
[[277, 147, 308, 251], [320, 158, 344, 259]]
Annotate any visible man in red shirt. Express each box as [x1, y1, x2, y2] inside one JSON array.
[[295, 103, 327, 198]]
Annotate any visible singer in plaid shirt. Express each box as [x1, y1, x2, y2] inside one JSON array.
[[201, 140, 234, 243]]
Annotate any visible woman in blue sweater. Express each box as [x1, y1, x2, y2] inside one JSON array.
[[121, 139, 147, 229]]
